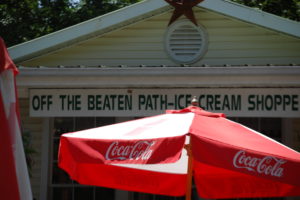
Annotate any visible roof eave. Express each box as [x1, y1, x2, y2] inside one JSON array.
[[8, 0, 170, 63], [16, 66, 300, 98], [199, 0, 300, 38], [8, 0, 300, 63]]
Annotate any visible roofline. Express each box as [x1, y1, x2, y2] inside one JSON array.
[[8, 0, 170, 63], [8, 0, 300, 63], [16, 66, 300, 98], [18, 65, 300, 77], [199, 0, 300, 38]]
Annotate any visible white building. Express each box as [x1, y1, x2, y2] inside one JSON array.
[[8, 0, 300, 199]]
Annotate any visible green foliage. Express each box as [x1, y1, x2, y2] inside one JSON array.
[[231, 0, 300, 21], [74, 0, 139, 22], [0, 0, 41, 46], [0, 0, 141, 47], [0, 0, 299, 47]]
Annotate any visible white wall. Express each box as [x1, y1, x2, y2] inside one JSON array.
[[19, 8, 300, 67], [19, 99, 43, 199]]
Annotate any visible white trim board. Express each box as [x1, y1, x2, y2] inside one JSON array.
[[8, 0, 300, 63]]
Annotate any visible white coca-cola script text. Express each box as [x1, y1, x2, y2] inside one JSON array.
[[233, 150, 286, 177], [105, 141, 155, 161]]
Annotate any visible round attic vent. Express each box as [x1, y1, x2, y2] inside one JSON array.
[[165, 19, 208, 64]]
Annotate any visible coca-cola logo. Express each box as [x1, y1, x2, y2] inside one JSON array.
[[105, 141, 155, 161], [233, 150, 286, 177]]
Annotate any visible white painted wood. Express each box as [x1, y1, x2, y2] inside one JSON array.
[[8, 0, 171, 62], [16, 67, 300, 98], [19, 99, 44, 199], [12, 1, 300, 198], [8, 0, 300, 65], [17, 9, 300, 67], [40, 118, 51, 200]]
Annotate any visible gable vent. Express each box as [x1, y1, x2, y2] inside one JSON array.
[[165, 19, 208, 64]]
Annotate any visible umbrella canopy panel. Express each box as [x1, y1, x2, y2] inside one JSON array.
[[59, 106, 300, 199], [59, 113, 195, 164], [187, 111, 300, 198]]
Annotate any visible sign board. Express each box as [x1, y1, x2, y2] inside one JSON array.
[[29, 88, 300, 117]]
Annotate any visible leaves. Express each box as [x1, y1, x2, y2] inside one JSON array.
[[0, 0, 141, 47], [231, 0, 300, 21], [0, 0, 299, 47]]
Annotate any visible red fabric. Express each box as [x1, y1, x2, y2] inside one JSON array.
[[60, 135, 185, 164], [77, 164, 186, 196], [190, 111, 300, 198], [190, 114, 300, 187], [0, 98, 20, 200], [59, 105, 300, 199], [193, 161, 300, 199], [0, 38, 18, 75], [0, 38, 20, 200], [59, 143, 186, 196]]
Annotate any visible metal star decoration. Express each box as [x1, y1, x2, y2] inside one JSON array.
[[165, 0, 204, 26]]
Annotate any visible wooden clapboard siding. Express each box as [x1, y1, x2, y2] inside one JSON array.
[[20, 8, 300, 67], [19, 98, 43, 200]]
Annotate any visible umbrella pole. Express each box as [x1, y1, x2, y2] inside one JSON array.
[[186, 98, 198, 200], [185, 137, 193, 200]]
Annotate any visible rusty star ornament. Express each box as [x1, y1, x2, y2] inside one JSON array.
[[165, 0, 204, 26]]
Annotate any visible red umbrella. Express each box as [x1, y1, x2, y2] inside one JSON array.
[[58, 104, 300, 199], [0, 38, 33, 200]]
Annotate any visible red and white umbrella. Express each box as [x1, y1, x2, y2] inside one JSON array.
[[0, 38, 32, 200], [59, 105, 300, 199]]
